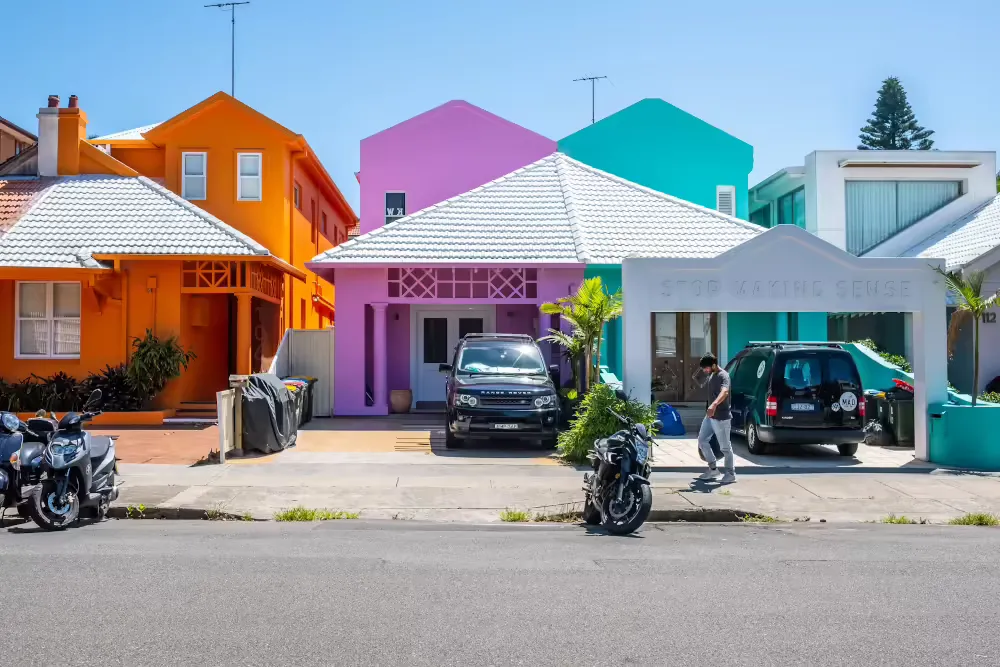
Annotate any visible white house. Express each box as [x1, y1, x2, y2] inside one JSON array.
[[750, 150, 1000, 396]]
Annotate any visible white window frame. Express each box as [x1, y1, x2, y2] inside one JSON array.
[[14, 281, 81, 360], [716, 185, 737, 217], [182, 151, 208, 201], [236, 152, 262, 202], [385, 191, 406, 225]]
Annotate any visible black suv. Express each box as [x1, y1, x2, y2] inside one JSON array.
[[724, 342, 866, 456], [440, 334, 561, 449]]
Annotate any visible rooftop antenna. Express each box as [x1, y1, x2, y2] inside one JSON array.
[[573, 75, 607, 124], [204, 1, 250, 97]]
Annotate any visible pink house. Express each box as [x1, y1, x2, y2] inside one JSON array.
[[309, 154, 759, 415], [356, 100, 557, 236]]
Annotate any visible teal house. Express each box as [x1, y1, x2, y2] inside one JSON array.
[[559, 98, 826, 387]]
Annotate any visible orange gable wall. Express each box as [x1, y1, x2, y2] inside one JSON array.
[[107, 98, 353, 331]]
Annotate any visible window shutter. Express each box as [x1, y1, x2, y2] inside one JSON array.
[[716, 186, 736, 217]]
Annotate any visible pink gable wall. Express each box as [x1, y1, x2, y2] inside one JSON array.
[[358, 101, 557, 235]]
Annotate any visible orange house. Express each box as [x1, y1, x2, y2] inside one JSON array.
[[0, 94, 356, 410]]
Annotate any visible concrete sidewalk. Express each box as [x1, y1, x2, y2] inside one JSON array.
[[109, 455, 1000, 524]]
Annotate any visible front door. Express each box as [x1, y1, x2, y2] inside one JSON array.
[[651, 312, 718, 404], [414, 308, 494, 405]]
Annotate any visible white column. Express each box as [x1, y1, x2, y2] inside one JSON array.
[[622, 274, 652, 405], [911, 287, 949, 461], [372, 302, 388, 415]]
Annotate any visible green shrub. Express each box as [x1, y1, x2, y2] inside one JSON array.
[[557, 383, 657, 463], [127, 330, 196, 405], [852, 338, 912, 373], [979, 391, 1000, 405]]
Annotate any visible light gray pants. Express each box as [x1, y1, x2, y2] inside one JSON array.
[[697, 417, 734, 475]]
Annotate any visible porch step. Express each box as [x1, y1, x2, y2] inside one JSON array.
[[174, 401, 218, 423]]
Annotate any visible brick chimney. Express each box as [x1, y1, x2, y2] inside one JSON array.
[[36, 94, 88, 176]]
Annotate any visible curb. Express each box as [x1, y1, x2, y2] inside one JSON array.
[[107, 506, 248, 521]]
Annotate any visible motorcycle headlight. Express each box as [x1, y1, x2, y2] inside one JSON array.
[[1, 412, 18, 433], [457, 394, 478, 407], [52, 442, 82, 457], [534, 395, 554, 407]]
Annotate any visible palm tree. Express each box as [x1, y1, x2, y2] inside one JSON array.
[[539, 277, 623, 391], [936, 268, 999, 405]]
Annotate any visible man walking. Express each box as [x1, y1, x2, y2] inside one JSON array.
[[696, 353, 736, 484]]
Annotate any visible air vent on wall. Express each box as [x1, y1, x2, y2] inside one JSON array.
[[716, 185, 736, 217]]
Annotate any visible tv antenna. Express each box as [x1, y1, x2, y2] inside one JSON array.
[[573, 75, 607, 124], [204, 1, 251, 97]]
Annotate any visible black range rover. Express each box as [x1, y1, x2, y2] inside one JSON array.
[[440, 334, 561, 449]]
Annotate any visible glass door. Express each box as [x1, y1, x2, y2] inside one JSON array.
[[651, 313, 683, 403], [684, 313, 717, 401]]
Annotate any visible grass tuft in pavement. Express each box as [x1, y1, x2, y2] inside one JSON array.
[[533, 511, 580, 523], [881, 514, 920, 524], [948, 512, 1000, 526], [274, 507, 360, 522], [739, 513, 780, 524], [499, 508, 531, 523]]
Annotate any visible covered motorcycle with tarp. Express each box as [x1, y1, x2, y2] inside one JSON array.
[[241, 374, 298, 454]]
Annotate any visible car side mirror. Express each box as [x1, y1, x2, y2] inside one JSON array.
[[548, 363, 561, 385], [651, 420, 663, 433], [438, 364, 452, 373]]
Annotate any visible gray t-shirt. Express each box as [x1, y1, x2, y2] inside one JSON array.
[[707, 369, 732, 421]]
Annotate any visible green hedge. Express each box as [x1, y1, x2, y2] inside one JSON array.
[[557, 383, 657, 463]]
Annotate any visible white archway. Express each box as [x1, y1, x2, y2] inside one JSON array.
[[621, 225, 948, 460]]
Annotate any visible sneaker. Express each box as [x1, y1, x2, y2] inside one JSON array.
[[699, 468, 722, 480], [720, 473, 737, 484]]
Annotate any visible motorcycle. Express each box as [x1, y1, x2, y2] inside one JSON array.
[[581, 396, 660, 535], [26, 390, 120, 531], [0, 412, 50, 520]]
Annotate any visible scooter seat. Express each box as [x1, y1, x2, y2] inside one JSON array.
[[89, 436, 113, 461]]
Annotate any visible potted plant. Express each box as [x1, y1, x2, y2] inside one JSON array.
[[390, 389, 413, 414]]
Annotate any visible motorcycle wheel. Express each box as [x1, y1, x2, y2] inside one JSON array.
[[601, 483, 653, 535], [28, 478, 80, 531], [581, 495, 601, 525]]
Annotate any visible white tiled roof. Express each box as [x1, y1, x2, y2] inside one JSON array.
[[311, 153, 761, 265], [902, 194, 1000, 270], [0, 175, 269, 268], [89, 123, 161, 142]]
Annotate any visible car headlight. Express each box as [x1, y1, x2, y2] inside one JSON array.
[[534, 395, 555, 408], [1, 412, 18, 433], [457, 394, 478, 407]]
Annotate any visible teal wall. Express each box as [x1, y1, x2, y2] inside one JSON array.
[[727, 313, 777, 360], [559, 99, 754, 219], [586, 266, 624, 379]]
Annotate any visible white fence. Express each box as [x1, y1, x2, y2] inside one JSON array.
[[216, 388, 236, 462], [268, 327, 335, 417]]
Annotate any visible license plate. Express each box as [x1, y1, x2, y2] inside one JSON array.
[[635, 441, 649, 465], [791, 403, 814, 412], [493, 423, 519, 430]]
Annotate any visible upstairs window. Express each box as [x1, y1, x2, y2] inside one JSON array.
[[385, 192, 406, 225], [322, 211, 328, 236], [777, 187, 805, 228], [237, 153, 262, 201], [293, 183, 301, 210], [182, 152, 207, 200], [716, 185, 736, 217], [749, 204, 770, 228], [845, 180, 962, 255], [16, 282, 81, 358]]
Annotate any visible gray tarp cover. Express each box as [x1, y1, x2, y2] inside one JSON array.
[[241, 374, 298, 454]]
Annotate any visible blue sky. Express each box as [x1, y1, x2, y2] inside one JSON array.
[[6, 0, 998, 212]]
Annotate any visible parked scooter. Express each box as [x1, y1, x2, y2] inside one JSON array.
[[26, 390, 120, 531], [0, 411, 53, 520], [581, 391, 660, 535]]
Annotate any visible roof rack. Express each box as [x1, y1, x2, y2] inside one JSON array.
[[744, 341, 845, 350], [461, 333, 536, 341]]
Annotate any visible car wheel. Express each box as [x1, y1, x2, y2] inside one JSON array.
[[542, 435, 558, 450], [838, 443, 859, 457], [444, 427, 462, 449], [746, 421, 768, 455]]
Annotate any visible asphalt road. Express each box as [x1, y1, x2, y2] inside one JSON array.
[[1, 521, 999, 666]]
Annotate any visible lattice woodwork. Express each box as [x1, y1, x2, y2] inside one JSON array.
[[387, 268, 537, 300], [182, 261, 238, 289]]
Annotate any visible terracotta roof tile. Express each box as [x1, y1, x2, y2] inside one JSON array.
[[0, 179, 52, 234]]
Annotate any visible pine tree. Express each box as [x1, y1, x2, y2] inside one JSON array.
[[858, 76, 935, 150]]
